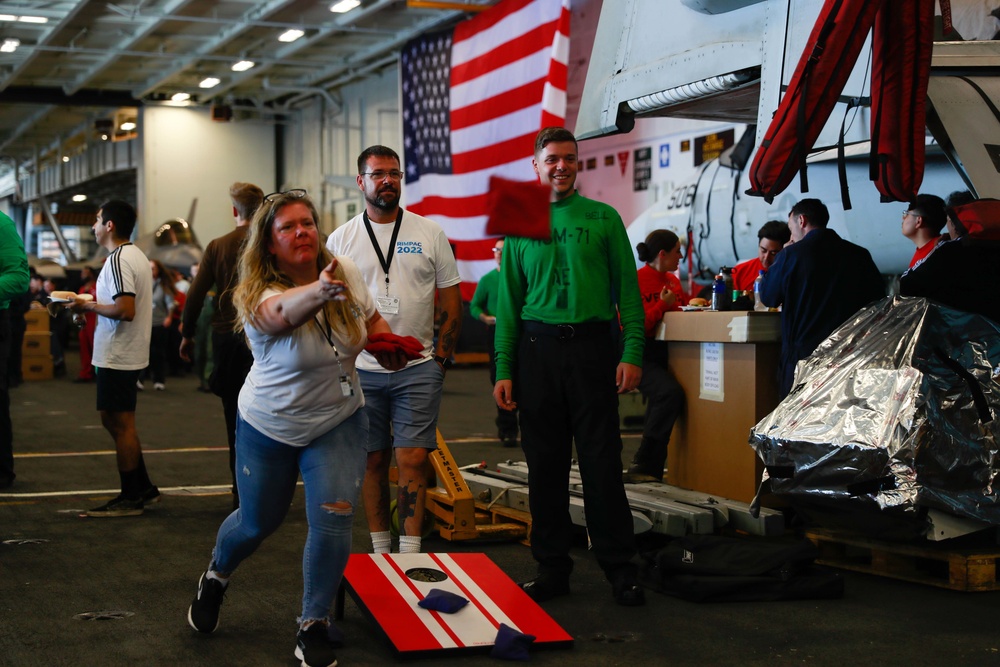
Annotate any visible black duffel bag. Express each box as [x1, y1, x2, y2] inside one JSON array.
[[639, 534, 844, 602]]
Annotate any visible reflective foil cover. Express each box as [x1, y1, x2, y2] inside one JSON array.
[[750, 296, 1000, 527]]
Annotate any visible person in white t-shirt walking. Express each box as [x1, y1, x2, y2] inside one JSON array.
[[69, 200, 157, 517], [327, 145, 462, 555]]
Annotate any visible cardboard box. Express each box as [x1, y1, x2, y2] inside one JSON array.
[[21, 331, 51, 357], [656, 310, 781, 343], [22, 356, 54, 381], [24, 308, 50, 332]]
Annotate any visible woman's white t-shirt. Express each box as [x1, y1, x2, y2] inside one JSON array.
[[237, 256, 376, 447]]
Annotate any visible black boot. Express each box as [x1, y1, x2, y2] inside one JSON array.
[[625, 437, 667, 483]]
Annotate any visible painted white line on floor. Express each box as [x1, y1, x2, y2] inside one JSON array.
[[14, 446, 229, 459], [0, 483, 245, 499]]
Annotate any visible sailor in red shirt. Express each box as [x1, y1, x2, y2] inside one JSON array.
[[902, 193, 947, 269], [731, 220, 791, 291], [627, 230, 686, 483]]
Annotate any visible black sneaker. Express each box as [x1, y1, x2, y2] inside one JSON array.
[[142, 485, 161, 505], [187, 572, 227, 633], [85, 495, 144, 517], [519, 574, 570, 602], [295, 623, 338, 667]]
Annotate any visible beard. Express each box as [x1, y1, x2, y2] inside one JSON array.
[[366, 186, 399, 211]]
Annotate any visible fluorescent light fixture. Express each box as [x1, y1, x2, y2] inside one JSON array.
[[330, 0, 361, 12], [120, 121, 136, 131], [72, 194, 87, 202], [0, 14, 47, 23], [231, 60, 255, 72], [1, 38, 19, 53], [278, 29, 304, 43], [199, 77, 220, 89], [171, 92, 191, 102]]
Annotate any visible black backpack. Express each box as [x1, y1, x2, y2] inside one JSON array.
[[639, 535, 845, 602]]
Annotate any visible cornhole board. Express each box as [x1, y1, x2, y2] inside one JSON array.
[[340, 552, 574, 657]]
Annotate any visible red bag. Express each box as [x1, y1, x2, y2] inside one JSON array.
[[748, 0, 884, 201], [484, 176, 551, 240], [869, 0, 935, 202], [364, 332, 425, 360]]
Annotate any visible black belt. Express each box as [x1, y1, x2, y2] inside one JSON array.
[[522, 320, 611, 341]]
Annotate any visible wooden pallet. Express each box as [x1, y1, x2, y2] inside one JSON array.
[[806, 528, 1000, 592]]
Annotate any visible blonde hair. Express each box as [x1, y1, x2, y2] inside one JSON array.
[[233, 191, 364, 345]]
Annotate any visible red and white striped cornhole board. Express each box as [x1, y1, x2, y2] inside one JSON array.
[[342, 552, 574, 657]]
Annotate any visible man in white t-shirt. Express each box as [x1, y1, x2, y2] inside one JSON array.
[[70, 200, 157, 517], [327, 145, 462, 554]]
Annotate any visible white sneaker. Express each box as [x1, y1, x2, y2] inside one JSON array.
[[154, 382, 165, 391], [136, 380, 144, 391]]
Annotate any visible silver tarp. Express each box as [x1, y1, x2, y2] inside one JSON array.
[[750, 296, 1000, 525]]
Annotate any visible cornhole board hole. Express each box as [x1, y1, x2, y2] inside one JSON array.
[[340, 552, 574, 657]]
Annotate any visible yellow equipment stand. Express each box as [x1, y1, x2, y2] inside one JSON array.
[[391, 430, 531, 543]]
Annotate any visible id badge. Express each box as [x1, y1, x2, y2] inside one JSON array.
[[376, 295, 400, 315], [339, 376, 354, 397]]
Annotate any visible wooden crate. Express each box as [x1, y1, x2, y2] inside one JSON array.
[[806, 528, 1000, 592]]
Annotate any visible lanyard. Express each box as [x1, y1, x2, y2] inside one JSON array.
[[313, 313, 348, 380], [362, 208, 404, 297]]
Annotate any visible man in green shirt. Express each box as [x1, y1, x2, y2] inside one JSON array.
[[469, 238, 518, 447], [0, 210, 30, 488], [492, 127, 645, 606]]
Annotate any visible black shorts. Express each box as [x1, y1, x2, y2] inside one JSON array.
[[96, 367, 141, 412]]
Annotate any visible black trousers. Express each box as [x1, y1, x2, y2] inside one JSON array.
[[516, 324, 637, 579], [210, 331, 254, 495], [487, 325, 518, 439], [633, 340, 684, 474]]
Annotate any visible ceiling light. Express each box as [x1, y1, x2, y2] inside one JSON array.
[[171, 92, 191, 103], [120, 121, 136, 131], [0, 14, 47, 23], [330, 0, 361, 12], [62, 156, 70, 163], [1, 38, 19, 53], [231, 60, 255, 72], [72, 194, 87, 202], [278, 29, 304, 43], [199, 77, 220, 89]]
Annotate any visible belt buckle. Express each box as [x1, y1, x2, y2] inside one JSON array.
[[556, 324, 575, 341]]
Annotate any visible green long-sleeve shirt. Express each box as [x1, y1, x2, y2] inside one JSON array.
[[0, 212, 29, 310], [494, 191, 644, 380], [469, 268, 500, 320]]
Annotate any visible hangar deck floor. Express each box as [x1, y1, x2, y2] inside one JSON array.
[[2, 351, 998, 666]]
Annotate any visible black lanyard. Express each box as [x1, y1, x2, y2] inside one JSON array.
[[362, 208, 404, 297]]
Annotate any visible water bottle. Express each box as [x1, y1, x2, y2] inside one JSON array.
[[711, 274, 728, 311], [753, 270, 767, 311]]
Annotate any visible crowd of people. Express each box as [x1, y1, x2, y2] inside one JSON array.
[[4, 125, 999, 667]]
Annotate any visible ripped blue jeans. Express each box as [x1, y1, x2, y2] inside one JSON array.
[[211, 410, 367, 623]]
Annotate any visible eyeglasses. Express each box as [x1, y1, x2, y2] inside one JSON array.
[[902, 209, 921, 218], [264, 188, 307, 203], [360, 170, 404, 182], [492, 247, 503, 254]]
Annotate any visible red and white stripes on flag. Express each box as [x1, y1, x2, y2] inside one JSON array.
[[401, 0, 570, 300]]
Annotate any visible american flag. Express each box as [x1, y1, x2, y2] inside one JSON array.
[[401, 0, 570, 300]]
